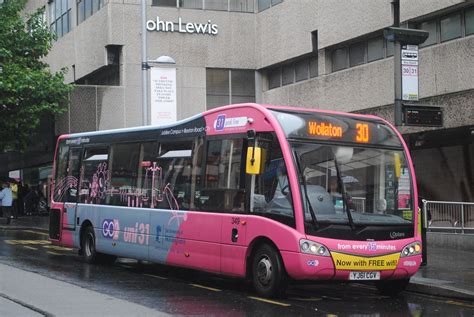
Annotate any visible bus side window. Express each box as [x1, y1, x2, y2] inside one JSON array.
[[137, 141, 159, 209], [64, 148, 82, 203], [251, 133, 295, 228], [79, 147, 109, 205], [156, 140, 194, 210], [199, 138, 246, 213], [108, 143, 140, 206]]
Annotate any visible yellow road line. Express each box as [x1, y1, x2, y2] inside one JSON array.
[[22, 230, 49, 237], [189, 284, 221, 292], [43, 245, 73, 251], [23, 246, 38, 251], [144, 273, 168, 280], [248, 296, 291, 307], [445, 300, 474, 308], [47, 251, 63, 256]]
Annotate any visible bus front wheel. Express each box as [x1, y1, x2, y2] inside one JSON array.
[[81, 226, 98, 264], [251, 244, 288, 298], [81, 225, 116, 265], [375, 278, 410, 296]]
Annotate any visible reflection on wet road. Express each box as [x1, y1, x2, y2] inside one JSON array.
[[1, 228, 473, 316]]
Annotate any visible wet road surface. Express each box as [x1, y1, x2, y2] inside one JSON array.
[[1, 227, 473, 316]]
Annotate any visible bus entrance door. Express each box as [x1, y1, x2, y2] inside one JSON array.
[[63, 147, 82, 231], [221, 214, 248, 276]]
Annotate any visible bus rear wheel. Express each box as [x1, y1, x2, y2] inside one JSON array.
[[251, 243, 288, 298], [375, 278, 410, 296]]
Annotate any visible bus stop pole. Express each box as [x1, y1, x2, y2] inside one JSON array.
[[421, 199, 428, 266]]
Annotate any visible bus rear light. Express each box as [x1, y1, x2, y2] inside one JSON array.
[[401, 242, 421, 257], [300, 239, 330, 256]]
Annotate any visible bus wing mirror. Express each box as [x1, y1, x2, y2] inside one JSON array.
[[246, 147, 265, 175], [394, 153, 401, 178]]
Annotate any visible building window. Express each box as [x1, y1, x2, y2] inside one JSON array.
[[258, 0, 282, 12], [180, 0, 203, 9], [266, 55, 317, 90], [295, 59, 309, 82], [418, 20, 437, 47], [349, 42, 366, 67], [152, 0, 177, 6], [309, 56, 318, 78], [206, 69, 229, 110], [206, 69, 255, 109], [440, 13, 462, 42], [386, 40, 394, 57], [368, 36, 384, 62], [153, 0, 255, 12], [268, 68, 281, 89], [206, 0, 228, 11], [230, 0, 254, 13], [282, 64, 294, 86], [332, 47, 347, 72], [77, 0, 105, 25], [49, 0, 71, 38], [466, 8, 474, 35], [231, 70, 256, 104]]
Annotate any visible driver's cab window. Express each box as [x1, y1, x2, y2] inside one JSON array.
[[250, 133, 295, 228]]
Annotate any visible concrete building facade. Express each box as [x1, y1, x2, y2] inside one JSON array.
[[6, 0, 474, 202]]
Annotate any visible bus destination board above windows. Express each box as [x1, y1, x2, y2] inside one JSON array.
[[271, 110, 402, 147]]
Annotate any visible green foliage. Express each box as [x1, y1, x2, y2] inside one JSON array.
[[0, 0, 73, 152]]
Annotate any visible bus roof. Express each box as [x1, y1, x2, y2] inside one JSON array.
[[58, 103, 388, 141]]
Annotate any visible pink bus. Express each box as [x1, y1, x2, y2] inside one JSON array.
[[49, 103, 421, 297]]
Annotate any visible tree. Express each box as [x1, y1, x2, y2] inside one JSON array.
[[0, 0, 73, 152]]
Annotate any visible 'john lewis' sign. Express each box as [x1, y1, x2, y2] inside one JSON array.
[[146, 17, 218, 35]]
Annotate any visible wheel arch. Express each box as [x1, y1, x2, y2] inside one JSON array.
[[245, 236, 285, 279]]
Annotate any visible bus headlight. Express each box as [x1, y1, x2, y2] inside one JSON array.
[[401, 242, 422, 257], [300, 239, 330, 256]]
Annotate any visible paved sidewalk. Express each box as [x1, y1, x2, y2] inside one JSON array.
[[0, 263, 170, 316], [2, 215, 474, 302]]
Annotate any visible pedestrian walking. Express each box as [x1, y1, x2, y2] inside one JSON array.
[[0, 181, 13, 224]]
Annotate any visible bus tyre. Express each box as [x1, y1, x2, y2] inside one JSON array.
[[81, 226, 98, 264], [375, 278, 410, 296], [252, 244, 288, 298]]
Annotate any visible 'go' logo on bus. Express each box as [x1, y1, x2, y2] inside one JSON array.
[[102, 219, 120, 240]]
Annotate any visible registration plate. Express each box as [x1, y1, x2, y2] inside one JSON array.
[[349, 271, 380, 280]]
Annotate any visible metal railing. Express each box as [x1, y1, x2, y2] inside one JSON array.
[[423, 200, 474, 234]]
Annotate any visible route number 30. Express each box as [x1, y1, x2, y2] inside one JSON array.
[[356, 123, 369, 143]]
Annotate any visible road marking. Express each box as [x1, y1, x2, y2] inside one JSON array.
[[288, 296, 323, 302], [445, 300, 474, 308], [21, 230, 49, 237], [144, 273, 168, 280], [23, 246, 38, 251], [4, 239, 51, 245], [248, 296, 291, 307], [47, 251, 63, 255], [42, 245, 73, 251], [189, 284, 221, 292]]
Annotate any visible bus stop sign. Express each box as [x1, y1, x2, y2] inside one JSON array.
[[402, 104, 443, 127]]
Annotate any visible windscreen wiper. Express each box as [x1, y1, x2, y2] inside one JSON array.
[[293, 151, 319, 230], [334, 158, 357, 230]]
